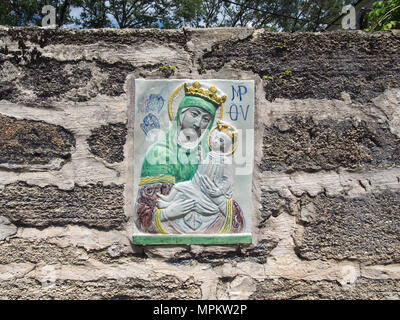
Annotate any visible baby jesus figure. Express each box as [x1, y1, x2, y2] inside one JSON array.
[[156, 125, 237, 234]]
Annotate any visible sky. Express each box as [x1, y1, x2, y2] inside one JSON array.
[[62, 5, 119, 29]]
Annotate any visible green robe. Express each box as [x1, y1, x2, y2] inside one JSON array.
[[140, 95, 218, 183]]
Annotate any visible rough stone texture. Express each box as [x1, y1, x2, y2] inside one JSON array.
[[201, 31, 400, 103], [0, 182, 126, 230], [250, 278, 400, 300], [0, 26, 400, 300], [0, 216, 17, 240], [87, 123, 127, 164], [0, 239, 88, 265], [0, 56, 135, 106], [2, 26, 187, 47], [21, 57, 93, 100], [0, 114, 75, 170], [165, 239, 279, 265], [0, 225, 144, 265], [297, 190, 400, 265], [260, 191, 292, 224], [0, 27, 186, 107], [97, 62, 136, 97], [261, 116, 400, 173], [0, 277, 201, 300]]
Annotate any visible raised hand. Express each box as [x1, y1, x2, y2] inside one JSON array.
[[157, 188, 178, 202], [199, 175, 225, 207], [199, 175, 221, 197], [156, 188, 179, 208], [161, 198, 197, 221]]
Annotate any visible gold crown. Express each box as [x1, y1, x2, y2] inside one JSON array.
[[184, 81, 227, 107], [216, 120, 238, 139]]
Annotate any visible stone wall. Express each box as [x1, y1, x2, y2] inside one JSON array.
[[0, 26, 399, 300]]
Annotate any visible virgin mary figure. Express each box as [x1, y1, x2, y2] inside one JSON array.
[[134, 81, 245, 234]]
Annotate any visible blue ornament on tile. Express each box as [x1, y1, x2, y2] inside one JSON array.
[[145, 94, 165, 114], [140, 113, 160, 136]]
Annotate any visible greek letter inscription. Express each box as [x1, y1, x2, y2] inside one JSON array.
[[228, 85, 250, 121]]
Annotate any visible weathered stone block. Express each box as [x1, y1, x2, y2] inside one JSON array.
[[1, 56, 134, 105], [297, 190, 400, 264], [0, 114, 75, 170], [95, 61, 135, 97], [201, 31, 400, 103], [0, 277, 201, 300], [87, 123, 127, 163], [164, 239, 278, 265], [260, 191, 291, 224], [0, 182, 126, 230], [4, 27, 187, 47], [0, 239, 87, 265], [21, 57, 93, 100], [261, 117, 400, 172], [0, 216, 17, 240], [250, 278, 400, 300]]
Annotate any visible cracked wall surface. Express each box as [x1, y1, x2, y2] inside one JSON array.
[[0, 26, 399, 300]]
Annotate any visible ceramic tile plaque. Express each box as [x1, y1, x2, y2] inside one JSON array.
[[132, 79, 254, 244]]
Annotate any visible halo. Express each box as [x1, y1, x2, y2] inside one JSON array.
[[168, 82, 224, 122], [208, 121, 239, 156]]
